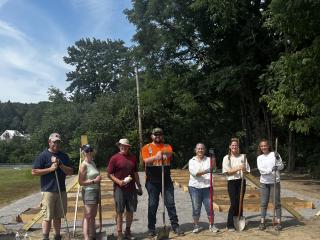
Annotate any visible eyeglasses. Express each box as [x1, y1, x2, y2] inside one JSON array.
[[84, 149, 93, 153], [153, 133, 163, 136]]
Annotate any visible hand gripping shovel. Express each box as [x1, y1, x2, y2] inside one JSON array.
[[234, 155, 246, 231], [157, 155, 170, 240]]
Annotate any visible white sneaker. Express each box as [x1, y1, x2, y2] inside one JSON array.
[[192, 225, 200, 234], [209, 224, 219, 233]]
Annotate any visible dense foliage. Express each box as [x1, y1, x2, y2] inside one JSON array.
[[0, 0, 319, 177]]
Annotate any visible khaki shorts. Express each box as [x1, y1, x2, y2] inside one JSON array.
[[41, 192, 67, 221]]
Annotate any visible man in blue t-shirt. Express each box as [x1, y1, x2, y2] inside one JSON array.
[[32, 133, 73, 240]]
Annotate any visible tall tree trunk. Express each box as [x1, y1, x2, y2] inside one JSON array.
[[287, 130, 296, 171]]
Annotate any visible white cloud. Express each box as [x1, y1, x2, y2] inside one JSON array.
[[0, 1, 133, 103], [0, 2, 71, 103], [70, 0, 117, 36], [0, 20, 30, 43], [0, 21, 69, 103]]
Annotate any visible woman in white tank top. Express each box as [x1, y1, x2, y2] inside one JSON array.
[[79, 144, 101, 240]]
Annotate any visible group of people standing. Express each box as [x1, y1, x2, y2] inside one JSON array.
[[189, 138, 284, 233], [32, 130, 283, 240]]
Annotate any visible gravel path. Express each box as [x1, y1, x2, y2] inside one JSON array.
[[0, 172, 319, 239]]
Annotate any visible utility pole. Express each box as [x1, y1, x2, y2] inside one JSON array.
[[135, 66, 143, 156]]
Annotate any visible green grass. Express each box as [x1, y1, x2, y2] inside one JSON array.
[[0, 168, 40, 208]]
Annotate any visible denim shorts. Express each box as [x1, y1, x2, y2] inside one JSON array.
[[188, 186, 210, 218], [114, 187, 137, 213], [82, 188, 99, 205]]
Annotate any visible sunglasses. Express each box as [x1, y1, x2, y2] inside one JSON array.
[[153, 133, 163, 136], [84, 149, 93, 153]]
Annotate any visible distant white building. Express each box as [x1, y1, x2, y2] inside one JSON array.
[[0, 130, 26, 141]]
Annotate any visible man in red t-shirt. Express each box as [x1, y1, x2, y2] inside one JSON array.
[[107, 139, 142, 240]]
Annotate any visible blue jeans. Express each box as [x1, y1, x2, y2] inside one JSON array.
[[188, 186, 211, 220], [260, 182, 281, 219], [145, 181, 179, 231]]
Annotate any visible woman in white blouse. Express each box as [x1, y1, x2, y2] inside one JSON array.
[[257, 139, 284, 231], [222, 138, 250, 231], [188, 143, 219, 233]]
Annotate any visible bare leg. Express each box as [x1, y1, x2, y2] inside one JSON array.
[[83, 204, 98, 240], [89, 205, 98, 238], [116, 212, 123, 237], [52, 219, 61, 235], [42, 220, 51, 239]]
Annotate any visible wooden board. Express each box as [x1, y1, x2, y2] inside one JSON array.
[[170, 170, 314, 218]]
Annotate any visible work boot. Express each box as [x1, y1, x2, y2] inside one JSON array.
[[124, 228, 136, 240], [42, 233, 49, 240], [147, 229, 156, 238], [173, 227, 184, 236], [53, 234, 62, 240]]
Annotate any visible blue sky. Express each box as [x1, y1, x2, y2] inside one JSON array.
[[0, 0, 135, 103]]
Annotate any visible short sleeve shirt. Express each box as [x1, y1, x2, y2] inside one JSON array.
[[141, 143, 173, 183], [33, 149, 71, 192], [107, 152, 137, 192]]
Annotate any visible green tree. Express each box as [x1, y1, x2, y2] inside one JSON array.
[[63, 38, 132, 102], [259, 0, 320, 171]]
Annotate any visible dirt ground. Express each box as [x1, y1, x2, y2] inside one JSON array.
[[171, 218, 320, 240], [22, 217, 320, 240], [1, 172, 320, 240], [280, 173, 320, 199]]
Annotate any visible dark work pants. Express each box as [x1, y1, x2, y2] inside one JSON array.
[[145, 181, 179, 231], [227, 179, 246, 229]]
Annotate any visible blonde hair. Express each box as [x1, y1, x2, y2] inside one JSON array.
[[228, 137, 240, 160]]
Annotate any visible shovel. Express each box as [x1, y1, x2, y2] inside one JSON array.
[[55, 170, 71, 240], [208, 148, 215, 229], [273, 138, 278, 227], [234, 156, 246, 231], [157, 155, 170, 240]]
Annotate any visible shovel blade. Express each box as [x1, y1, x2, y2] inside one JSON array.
[[157, 226, 170, 240], [233, 216, 246, 231]]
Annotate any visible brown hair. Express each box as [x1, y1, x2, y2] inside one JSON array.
[[257, 138, 272, 155], [228, 137, 240, 160]]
